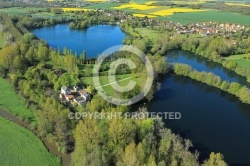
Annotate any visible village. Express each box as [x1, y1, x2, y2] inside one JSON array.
[[59, 85, 91, 106], [174, 21, 246, 36], [98, 10, 248, 37]]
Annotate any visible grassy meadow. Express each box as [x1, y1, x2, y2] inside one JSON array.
[[0, 7, 75, 17], [81, 74, 141, 96], [0, 78, 35, 121], [225, 54, 250, 68], [134, 28, 161, 40], [0, 33, 3, 49], [0, 116, 60, 166], [0, 7, 44, 14], [159, 10, 250, 25]]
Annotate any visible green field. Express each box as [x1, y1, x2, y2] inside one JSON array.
[[135, 28, 161, 40], [0, 7, 44, 14], [0, 33, 3, 49], [0, 7, 74, 18], [0, 116, 60, 166], [0, 78, 35, 121], [155, 10, 250, 25], [86, 2, 120, 9], [225, 54, 250, 67], [82, 74, 141, 96]]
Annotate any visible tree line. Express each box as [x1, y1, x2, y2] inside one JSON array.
[[173, 63, 250, 104]]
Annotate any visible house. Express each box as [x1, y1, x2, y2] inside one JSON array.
[[59, 86, 91, 105], [66, 95, 74, 101], [73, 85, 80, 92], [78, 90, 91, 100], [61, 86, 71, 95], [74, 97, 86, 105]]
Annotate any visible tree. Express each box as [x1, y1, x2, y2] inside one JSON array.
[[80, 51, 86, 64], [203, 152, 227, 166]]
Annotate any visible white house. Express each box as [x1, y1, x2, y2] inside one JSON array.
[[61, 86, 71, 95]]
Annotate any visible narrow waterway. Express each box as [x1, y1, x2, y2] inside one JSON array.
[[167, 50, 250, 88]]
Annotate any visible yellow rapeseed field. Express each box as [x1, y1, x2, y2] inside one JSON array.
[[114, 3, 157, 10], [62, 8, 93, 12], [151, 8, 206, 16], [133, 13, 157, 18]]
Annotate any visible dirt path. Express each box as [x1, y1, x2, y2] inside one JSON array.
[[0, 109, 71, 166]]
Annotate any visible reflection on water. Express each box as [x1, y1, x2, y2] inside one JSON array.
[[31, 24, 125, 58], [167, 50, 250, 88], [147, 74, 250, 165]]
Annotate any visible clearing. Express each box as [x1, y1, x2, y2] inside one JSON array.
[[225, 54, 250, 68]]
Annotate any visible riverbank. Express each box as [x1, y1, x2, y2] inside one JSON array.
[[173, 63, 250, 105]]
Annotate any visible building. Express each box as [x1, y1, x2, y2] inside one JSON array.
[[78, 90, 91, 101], [66, 95, 74, 102], [73, 85, 80, 92], [61, 86, 71, 95], [59, 86, 91, 105], [74, 97, 86, 105]]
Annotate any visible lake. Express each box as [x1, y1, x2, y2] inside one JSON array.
[[147, 74, 250, 166], [31, 25, 250, 165], [167, 50, 250, 88], [31, 24, 126, 58]]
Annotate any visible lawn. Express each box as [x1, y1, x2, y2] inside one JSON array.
[[0, 116, 60, 166], [225, 54, 250, 68], [135, 27, 161, 41], [81, 74, 141, 96], [0, 78, 35, 121]]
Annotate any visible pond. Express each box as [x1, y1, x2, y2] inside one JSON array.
[[31, 24, 126, 58]]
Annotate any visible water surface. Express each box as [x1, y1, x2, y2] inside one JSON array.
[[167, 50, 250, 87], [147, 75, 250, 165], [31, 24, 126, 58]]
